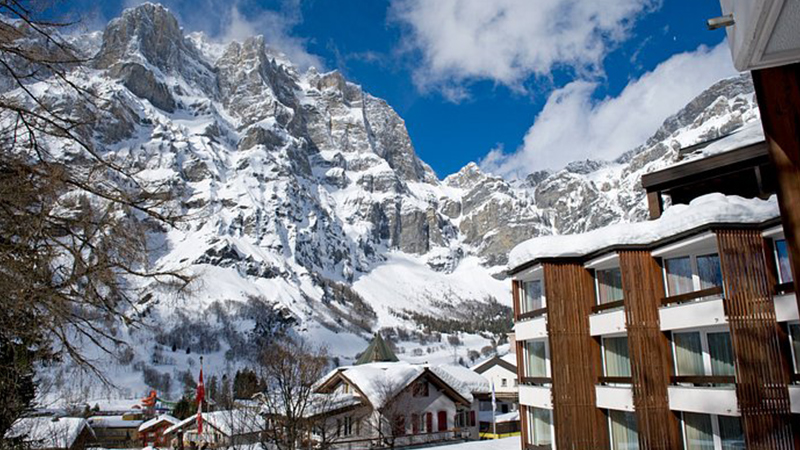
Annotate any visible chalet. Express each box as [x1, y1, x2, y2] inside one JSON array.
[[471, 346, 520, 437], [291, 335, 486, 448], [5, 417, 95, 450], [162, 410, 265, 448], [86, 415, 142, 448], [138, 414, 180, 447], [509, 125, 800, 449]]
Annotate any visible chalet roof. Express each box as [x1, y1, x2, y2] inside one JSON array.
[[6, 417, 94, 449], [163, 410, 263, 437], [316, 362, 472, 408], [472, 355, 517, 375], [508, 193, 779, 274], [138, 414, 180, 432], [355, 334, 398, 365]]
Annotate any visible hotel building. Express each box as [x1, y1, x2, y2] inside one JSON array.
[[509, 133, 800, 449]]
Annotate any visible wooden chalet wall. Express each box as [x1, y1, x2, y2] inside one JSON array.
[[618, 251, 682, 449], [543, 262, 609, 450], [716, 229, 794, 449]]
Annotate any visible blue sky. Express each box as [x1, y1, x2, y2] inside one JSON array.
[[65, 0, 737, 179]]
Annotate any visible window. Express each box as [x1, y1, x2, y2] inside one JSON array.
[[682, 412, 713, 450], [664, 253, 723, 297], [411, 413, 420, 434], [672, 330, 735, 380], [603, 336, 631, 378], [597, 267, 623, 304], [680, 413, 744, 450], [776, 239, 794, 283], [528, 408, 552, 446], [337, 417, 354, 437], [609, 410, 638, 450], [789, 323, 800, 373], [718, 416, 744, 450], [501, 378, 507, 387], [412, 381, 429, 397], [521, 280, 545, 313], [525, 340, 548, 378]]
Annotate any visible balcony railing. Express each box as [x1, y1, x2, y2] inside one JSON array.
[[671, 375, 735, 385], [775, 281, 795, 295], [521, 376, 552, 386], [661, 286, 723, 307], [519, 307, 547, 320], [598, 376, 633, 385], [591, 299, 625, 314]]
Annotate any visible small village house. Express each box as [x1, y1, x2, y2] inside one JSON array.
[[138, 414, 180, 447], [87, 414, 143, 448], [5, 417, 95, 450], [471, 337, 520, 438], [163, 410, 265, 448]]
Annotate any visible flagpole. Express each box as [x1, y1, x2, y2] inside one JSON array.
[[491, 380, 497, 438], [198, 356, 204, 439]]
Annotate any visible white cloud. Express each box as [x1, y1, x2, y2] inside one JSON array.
[[391, 0, 660, 95], [480, 42, 738, 177]]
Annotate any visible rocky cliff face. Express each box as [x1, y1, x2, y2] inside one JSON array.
[[6, 3, 762, 398]]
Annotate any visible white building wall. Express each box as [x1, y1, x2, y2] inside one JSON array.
[[481, 364, 518, 394]]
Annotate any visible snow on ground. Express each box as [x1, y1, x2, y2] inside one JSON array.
[[434, 436, 521, 450]]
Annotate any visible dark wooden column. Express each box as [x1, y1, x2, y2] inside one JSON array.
[[512, 279, 521, 322], [618, 251, 682, 449], [752, 63, 800, 297], [519, 404, 529, 449], [543, 262, 609, 450], [716, 229, 793, 450]]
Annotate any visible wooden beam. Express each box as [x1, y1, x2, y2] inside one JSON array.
[[619, 250, 682, 450], [752, 63, 800, 313], [716, 229, 793, 449], [647, 191, 663, 220], [543, 262, 609, 449]]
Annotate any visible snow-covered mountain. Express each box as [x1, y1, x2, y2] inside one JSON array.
[[7, 3, 761, 401]]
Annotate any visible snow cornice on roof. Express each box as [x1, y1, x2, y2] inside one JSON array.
[[508, 193, 780, 275]]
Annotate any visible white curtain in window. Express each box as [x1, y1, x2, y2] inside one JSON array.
[[604, 337, 631, 377], [708, 332, 735, 377], [666, 257, 694, 295], [526, 341, 547, 377], [683, 413, 714, 450], [609, 410, 638, 450], [674, 332, 704, 376], [597, 268, 623, 304], [531, 408, 552, 445]]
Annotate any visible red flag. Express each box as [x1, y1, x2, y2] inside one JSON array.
[[196, 368, 205, 434]]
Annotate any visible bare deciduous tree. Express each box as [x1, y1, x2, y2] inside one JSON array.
[[0, 0, 190, 440]]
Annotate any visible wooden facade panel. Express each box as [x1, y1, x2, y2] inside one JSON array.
[[543, 262, 609, 450], [716, 229, 794, 450], [513, 280, 521, 322], [619, 251, 682, 450]]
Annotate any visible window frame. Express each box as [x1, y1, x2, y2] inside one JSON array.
[[662, 251, 723, 298], [787, 321, 800, 375], [527, 407, 554, 447], [518, 277, 546, 314], [774, 238, 794, 284], [680, 412, 743, 450], [523, 338, 551, 380], [601, 334, 632, 381], [670, 325, 735, 382], [595, 266, 624, 306]]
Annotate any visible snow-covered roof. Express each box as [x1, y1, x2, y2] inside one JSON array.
[[317, 361, 474, 408], [478, 411, 519, 424], [680, 121, 765, 162], [6, 417, 93, 449], [87, 416, 142, 429], [508, 193, 780, 271], [139, 414, 180, 432], [430, 364, 489, 401], [164, 410, 264, 437]]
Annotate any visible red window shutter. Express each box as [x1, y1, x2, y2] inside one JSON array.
[[412, 413, 420, 434], [469, 411, 476, 427], [426, 413, 433, 433], [437, 411, 447, 432]]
